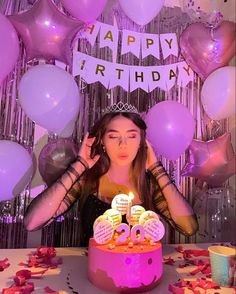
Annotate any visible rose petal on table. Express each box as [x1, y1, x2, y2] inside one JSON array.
[[0, 258, 10, 271], [169, 278, 222, 294], [36, 247, 56, 258], [44, 286, 59, 294], [168, 283, 185, 294], [2, 282, 34, 294], [18, 247, 62, 270], [178, 263, 190, 268], [175, 246, 184, 253], [163, 256, 175, 265], [16, 269, 32, 279], [14, 274, 26, 286]]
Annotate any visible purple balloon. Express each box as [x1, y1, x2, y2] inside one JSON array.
[[180, 21, 236, 80], [0, 140, 34, 201], [18, 64, 80, 137], [145, 101, 195, 161], [38, 139, 78, 186], [61, 0, 107, 23], [181, 133, 236, 187], [0, 13, 19, 86], [8, 0, 82, 65]]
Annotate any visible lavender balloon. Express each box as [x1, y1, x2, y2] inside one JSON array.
[[18, 64, 80, 137], [180, 21, 235, 80], [119, 0, 164, 26], [62, 0, 107, 23], [145, 101, 195, 160], [0, 140, 34, 201], [0, 13, 19, 86]]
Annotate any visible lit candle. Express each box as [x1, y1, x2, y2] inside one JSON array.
[[127, 192, 134, 227]]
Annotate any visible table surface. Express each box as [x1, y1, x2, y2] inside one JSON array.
[[0, 243, 235, 293]]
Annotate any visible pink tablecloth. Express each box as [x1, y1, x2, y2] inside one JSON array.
[[0, 243, 235, 293]]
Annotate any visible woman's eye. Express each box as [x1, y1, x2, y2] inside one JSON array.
[[108, 136, 118, 139], [128, 135, 137, 139]]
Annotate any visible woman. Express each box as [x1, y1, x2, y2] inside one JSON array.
[[24, 102, 198, 246]]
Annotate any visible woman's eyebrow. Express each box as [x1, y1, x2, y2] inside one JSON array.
[[126, 129, 139, 133], [106, 129, 139, 133], [106, 129, 119, 133]]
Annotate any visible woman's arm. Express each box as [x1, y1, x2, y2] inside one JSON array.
[[24, 133, 100, 231], [146, 140, 198, 236], [149, 162, 199, 236], [24, 159, 87, 231]]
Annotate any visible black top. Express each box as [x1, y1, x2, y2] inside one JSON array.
[[31, 163, 198, 246], [80, 195, 111, 246]]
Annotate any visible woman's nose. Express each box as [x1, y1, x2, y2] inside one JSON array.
[[118, 137, 127, 146]]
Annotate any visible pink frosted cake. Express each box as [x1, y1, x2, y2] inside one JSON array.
[[88, 238, 163, 293]]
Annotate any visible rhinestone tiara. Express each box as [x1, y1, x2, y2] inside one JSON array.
[[104, 101, 139, 115]]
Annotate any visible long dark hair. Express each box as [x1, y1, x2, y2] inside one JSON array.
[[80, 112, 153, 210]]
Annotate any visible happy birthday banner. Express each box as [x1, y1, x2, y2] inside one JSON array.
[[72, 52, 194, 92], [79, 21, 179, 59]]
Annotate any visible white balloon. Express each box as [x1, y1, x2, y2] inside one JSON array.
[[201, 66, 235, 120], [119, 0, 164, 26]]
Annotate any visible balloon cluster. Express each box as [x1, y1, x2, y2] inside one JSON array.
[[0, 0, 108, 200], [145, 7, 235, 187], [179, 19, 235, 121], [177, 14, 236, 186], [0, 0, 110, 137]]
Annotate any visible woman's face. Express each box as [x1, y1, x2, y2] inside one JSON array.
[[102, 115, 141, 166]]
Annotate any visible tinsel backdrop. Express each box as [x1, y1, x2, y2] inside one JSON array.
[[0, 0, 235, 248]]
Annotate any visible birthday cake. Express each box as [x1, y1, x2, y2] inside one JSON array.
[[87, 194, 165, 293]]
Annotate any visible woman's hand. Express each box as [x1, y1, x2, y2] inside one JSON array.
[[146, 139, 159, 169], [78, 133, 100, 169]]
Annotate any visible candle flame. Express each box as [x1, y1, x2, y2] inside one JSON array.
[[128, 192, 134, 200]]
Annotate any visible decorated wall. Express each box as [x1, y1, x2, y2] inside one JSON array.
[[0, 0, 235, 248]]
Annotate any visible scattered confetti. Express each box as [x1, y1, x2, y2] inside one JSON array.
[[0, 258, 10, 272], [1, 247, 63, 294], [163, 257, 175, 265], [44, 286, 59, 294], [169, 278, 221, 294]]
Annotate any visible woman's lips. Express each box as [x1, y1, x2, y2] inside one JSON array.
[[118, 154, 129, 160]]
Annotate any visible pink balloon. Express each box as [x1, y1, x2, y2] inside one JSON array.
[[119, 0, 164, 26], [181, 133, 236, 187], [145, 101, 195, 160], [61, 0, 107, 23], [8, 0, 82, 65], [18, 64, 80, 137], [0, 140, 34, 201], [180, 21, 236, 80], [0, 13, 19, 86]]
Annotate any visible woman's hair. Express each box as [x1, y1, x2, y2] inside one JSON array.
[[80, 112, 153, 210]]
